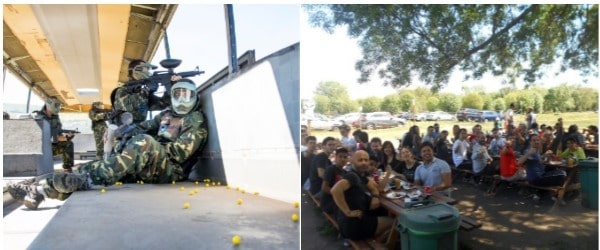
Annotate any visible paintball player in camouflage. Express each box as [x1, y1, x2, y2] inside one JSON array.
[[112, 59, 180, 124], [9, 80, 208, 210], [88, 101, 109, 159], [32, 97, 75, 172]]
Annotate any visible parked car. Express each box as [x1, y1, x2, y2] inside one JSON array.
[[335, 112, 363, 126], [400, 112, 414, 120], [474, 110, 502, 122], [392, 116, 407, 125], [426, 111, 455, 121], [456, 108, 480, 121], [352, 112, 403, 129], [301, 113, 341, 131], [414, 112, 428, 122]]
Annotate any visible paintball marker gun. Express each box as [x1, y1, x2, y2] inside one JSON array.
[[125, 59, 204, 93], [59, 129, 81, 134], [60, 128, 80, 141]]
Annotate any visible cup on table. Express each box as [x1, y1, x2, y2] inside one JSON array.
[[423, 186, 432, 194], [394, 179, 402, 189]]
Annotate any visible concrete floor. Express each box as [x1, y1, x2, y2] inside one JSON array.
[[4, 160, 300, 250]]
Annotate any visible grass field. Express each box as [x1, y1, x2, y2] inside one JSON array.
[[308, 111, 599, 147]]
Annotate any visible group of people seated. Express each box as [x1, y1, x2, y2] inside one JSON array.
[[300, 115, 597, 243], [301, 125, 453, 243]]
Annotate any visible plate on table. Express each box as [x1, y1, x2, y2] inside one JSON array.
[[386, 192, 400, 199], [386, 191, 407, 199], [549, 160, 563, 165], [408, 191, 420, 199]]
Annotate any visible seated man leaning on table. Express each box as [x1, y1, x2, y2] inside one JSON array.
[[413, 142, 452, 192], [331, 150, 394, 241], [520, 135, 569, 202]]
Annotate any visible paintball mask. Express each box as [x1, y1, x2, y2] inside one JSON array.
[[171, 80, 197, 115], [132, 62, 157, 80], [46, 97, 62, 115], [92, 101, 104, 110]]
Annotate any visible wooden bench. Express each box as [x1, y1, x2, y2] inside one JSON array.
[[487, 174, 581, 208], [322, 211, 339, 230], [306, 190, 320, 207], [348, 238, 386, 250], [306, 190, 391, 250], [459, 215, 482, 231], [452, 165, 497, 185]]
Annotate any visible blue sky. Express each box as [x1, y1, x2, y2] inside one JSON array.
[[3, 4, 300, 111]]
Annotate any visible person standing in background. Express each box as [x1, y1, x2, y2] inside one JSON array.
[[88, 101, 109, 160]]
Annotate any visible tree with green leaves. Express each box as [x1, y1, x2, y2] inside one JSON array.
[[313, 81, 358, 115], [357, 96, 383, 112], [397, 92, 417, 112], [425, 96, 440, 111], [381, 94, 403, 114], [462, 93, 484, 110], [438, 93, 462, 112], [306, 4, 598, 92], [573, 87, 598, 111]]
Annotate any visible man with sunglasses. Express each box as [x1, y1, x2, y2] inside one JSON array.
[[32, 97, 75, 173]]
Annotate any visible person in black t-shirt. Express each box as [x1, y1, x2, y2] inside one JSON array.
[[301, 136, 317, 190], [434, 130, 453, 166], [331, 150, 394, 241], [321, 147, 349, 214], [309, 137, 336, 197]]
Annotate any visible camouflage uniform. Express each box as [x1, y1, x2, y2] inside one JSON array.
[[112, 85, 170, 124], [40, 107, 207, 198], [88, 104, 109, 159], [33, 106, 74, 171]]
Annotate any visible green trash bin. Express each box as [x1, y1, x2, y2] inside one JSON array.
[[397, 202, 460, 250], [579, 157, 598, 209]]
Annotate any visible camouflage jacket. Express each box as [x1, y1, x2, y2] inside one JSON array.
[[88, 108, 109, 128], [112, 85, 171, 124], [136, 109, 208, 165], [32, 106, 62, 143]]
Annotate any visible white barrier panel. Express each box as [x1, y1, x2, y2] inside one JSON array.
[[212, 61, 298, 203]]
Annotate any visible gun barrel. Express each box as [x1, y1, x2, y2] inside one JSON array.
[[178, 70, 204, 78]]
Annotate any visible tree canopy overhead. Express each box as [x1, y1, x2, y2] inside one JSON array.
[[306, 4, 598, 92]]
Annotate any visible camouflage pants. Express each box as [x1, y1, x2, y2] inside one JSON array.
[[41, 134, 184, 200], [78, 134, 183, 186], [92, 123, 107, 159], [40, 178, 72, 201], [52, 141, 74, 170]]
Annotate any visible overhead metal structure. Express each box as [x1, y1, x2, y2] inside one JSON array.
[[3, 4, 178, 112]]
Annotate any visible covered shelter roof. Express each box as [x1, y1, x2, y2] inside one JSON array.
[[3, 4, 178, 112]]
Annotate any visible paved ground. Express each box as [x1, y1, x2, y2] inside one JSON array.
[[4, 160, 300, 249], [301, 180, 599, 250]]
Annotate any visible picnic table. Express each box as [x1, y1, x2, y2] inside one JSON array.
[[488, 159, 581, 209], [379, 183, 477, 249]]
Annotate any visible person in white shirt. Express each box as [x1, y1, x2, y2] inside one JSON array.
[[504, 103, 515, 132], [526, 107, 537, 130], [452, 128, 470, 169], [471, 132, 493, 175], [339, 124, 357, 153]]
